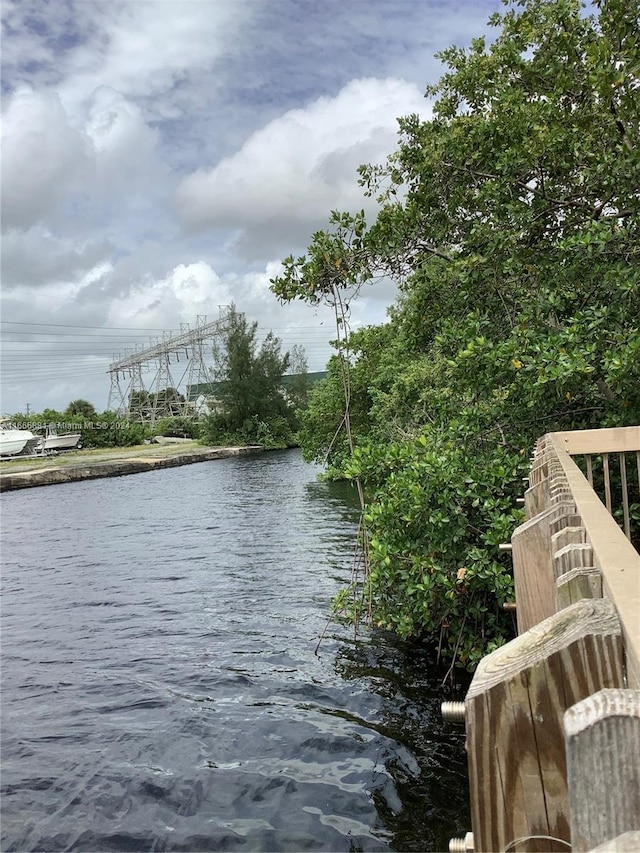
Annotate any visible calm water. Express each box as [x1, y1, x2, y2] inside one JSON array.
[[1, 450, 469, 852]]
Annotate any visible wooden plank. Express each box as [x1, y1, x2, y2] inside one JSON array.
[[553, 543, 594, 580], [551, 526, 587, 552], [547, 434, 640, 689], [619, 453, 631, 540], [603, 453, 612, 513], [565, 689, 640, 852], [549, 508, 582, 539], [513, 501, 586, 632], [525, 478, 550, 519], [529, 441, 549, 486], [465, 599, 624, 853], [550, 481, 572, 498], [556, 567, 602, 610], [549, 427, 640, 456], [512, 507, 560, 634]]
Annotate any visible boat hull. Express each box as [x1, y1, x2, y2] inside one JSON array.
[[42, 433, 82, 451], [0, 430, 37, 456]]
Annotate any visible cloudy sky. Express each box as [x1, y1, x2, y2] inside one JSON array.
[[1, 0, 503, 415]]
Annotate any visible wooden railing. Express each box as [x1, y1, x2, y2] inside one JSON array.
[[541, 427, 640, 542], [447, 426, 640, 853]]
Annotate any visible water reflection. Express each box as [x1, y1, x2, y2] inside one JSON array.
[[333, 635, 471, 853]]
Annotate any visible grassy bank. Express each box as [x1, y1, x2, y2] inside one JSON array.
[[0, 443, 263, 492]]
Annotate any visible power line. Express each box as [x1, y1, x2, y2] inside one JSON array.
[[1, 336, 333, 343], [1, 376, 108, 385], [1, 320, 332, 332], [0, 314, 335, 406], [0, 332, 167, 339], [0, 365, 115, 376], [0, 344, 331, 356], [0, 321, 167, 331]]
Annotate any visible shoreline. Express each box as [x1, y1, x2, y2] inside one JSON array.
[[0, 444, 264, 493]]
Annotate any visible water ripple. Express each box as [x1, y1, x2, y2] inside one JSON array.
[[1, 450, 469, 852]]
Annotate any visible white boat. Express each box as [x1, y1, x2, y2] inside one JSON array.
[[40, 427, 82, 452], [0, 427, 39, 457]]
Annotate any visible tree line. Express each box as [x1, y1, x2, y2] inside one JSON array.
[[9, 305, 311, 451], [270, 0, 640, 669]]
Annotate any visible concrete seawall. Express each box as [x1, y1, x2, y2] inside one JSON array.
[[0, 445, 264, 493]]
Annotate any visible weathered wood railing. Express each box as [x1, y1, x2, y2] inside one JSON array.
[[447, 426, 640, 853]]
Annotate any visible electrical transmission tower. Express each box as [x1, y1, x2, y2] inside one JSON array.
[[107, 311, 229, 424]]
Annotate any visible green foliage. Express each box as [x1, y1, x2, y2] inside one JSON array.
[[203, 414, 296, 449], [270, 0, 640, 669], [9, 410, 63, 431], [154, 417, 201, 439], [201, 304, 300, 448], [272, 210, 372, 305], [296, 358, 352, 472], [64, 399, 97, 419], [40, 408, 64, 423], [343, 435, 525, 667], [79, 411, 150, 448], [296, 323, 402, 472]]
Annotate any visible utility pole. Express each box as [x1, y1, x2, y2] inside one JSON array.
[[25, 402, 31, 416]]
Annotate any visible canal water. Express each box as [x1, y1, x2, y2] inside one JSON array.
[[1, 450, 470, 852]]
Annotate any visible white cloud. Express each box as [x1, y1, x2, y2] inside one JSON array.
[[106, 261, 234, 329], [86, 88, 163, 186], [1, 228, 111, 290], [57, 1, 254, 120], [81, 88, 175, 243], [1, 87, 91, 232], [102, 258, 346, 373], [2, 85, 177, 256], [176, 77, 431, 255], [0, 0, 505, 414]]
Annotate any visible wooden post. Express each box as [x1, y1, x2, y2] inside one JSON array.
[[549, 509, 583, 538], [564, 689, 640, 852], [525, 478, 550, 518], [551, 526, 587, 552], [512, 501, 577, 633], [556, 567, 602, 610], [553, 542, 594, 579], [465, 599, 623, 853]]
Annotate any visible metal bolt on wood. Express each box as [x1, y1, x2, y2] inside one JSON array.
[[499, 543, 513, 551], [449, 831, 474, 852], [441, 701, 466, 722]]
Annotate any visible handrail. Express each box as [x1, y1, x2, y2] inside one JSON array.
[[547, 426, 640, 456], [541, 427, 640, 541], [546, 432, 640, 689], [450, 426, 640, 853]]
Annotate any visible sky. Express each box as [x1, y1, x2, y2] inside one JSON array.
[[1, 0, 504, 416]]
